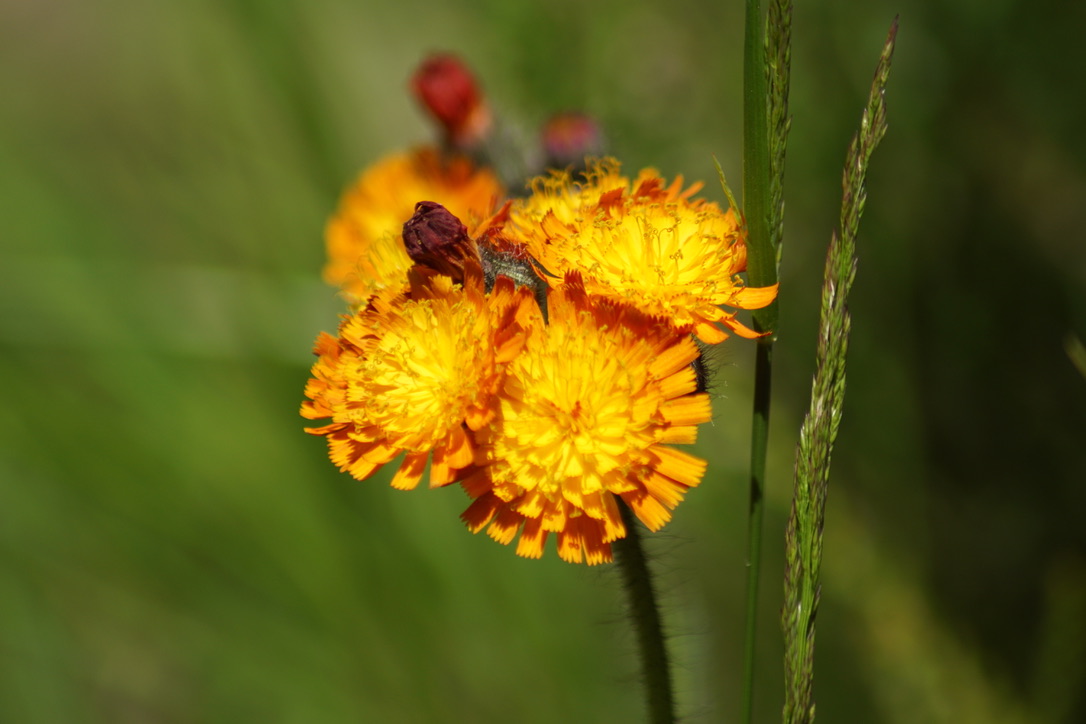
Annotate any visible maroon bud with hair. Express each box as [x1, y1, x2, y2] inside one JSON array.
[[402, 201, 480, 283]]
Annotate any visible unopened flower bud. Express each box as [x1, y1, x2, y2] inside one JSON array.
[[402, 201, 480, 283], [411, 54, 492, 148], [541, 112, 604, 170]]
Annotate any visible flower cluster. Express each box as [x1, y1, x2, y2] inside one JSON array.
[[302, 54, 777, 564]]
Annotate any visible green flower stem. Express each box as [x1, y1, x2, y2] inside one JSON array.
[[781, 19, 897, 724], [614, 501, 675, 724]]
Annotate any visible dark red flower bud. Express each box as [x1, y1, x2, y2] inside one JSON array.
[[402, 201, 480, 283], [541, 112, 604, 170], [411, 54, 492, 147]]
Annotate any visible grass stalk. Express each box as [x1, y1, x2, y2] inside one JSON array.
[[781, 19, 899, 724], [740, 0, 791, 721]]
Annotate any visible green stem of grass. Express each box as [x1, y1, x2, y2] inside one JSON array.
[[742, 337, 773, 724], [614, 502, 675, 724], [740, 2, 769, 720], [743, 0, 773, 296], [741, 0, 789, 720], [781, 19, 898, 724]]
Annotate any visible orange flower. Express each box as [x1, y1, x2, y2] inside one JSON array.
[[323, 148, 503, 305], [302, 267, 532, 490], [506, 158, 778, 343], [459, 279, 712, 564]]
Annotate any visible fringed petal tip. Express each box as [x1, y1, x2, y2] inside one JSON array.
[[731, 282, 779, 311]]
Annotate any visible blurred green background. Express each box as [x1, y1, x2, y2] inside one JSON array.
[[2, 0, 1084, 722]]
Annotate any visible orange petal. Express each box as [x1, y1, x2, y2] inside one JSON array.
[[719, 316, 769, 339], [641, 470, 689, 509], [693, 320, 728, 344], [459, 468, 493, 498], [651, 446, 707, 488], [659, 393, 712, 427], [514, 489, 547, 519], [487, 508, 523, 545], [657, 366, 698, 401], [461, 492, 501, 533], [600, 494, 627, 543], [621, 489, 672, 532], [648, 336, 701, 379], [358, 440, 401, 464], [464, 404, 495, 431], [391, 451, 428, 490], [581, 519, 612, 565], [304, 421, 346, 436], [300, 397, 332, 420], [515, 517, 547, 559], [542, 498, 570, 532], [658, 425, 699, 445], [471, 199, 513, 238], [730, 282, 779, 310], [438, 426, 474, 474], [556, 524, 584, 564], [329, 437, 396, 481]]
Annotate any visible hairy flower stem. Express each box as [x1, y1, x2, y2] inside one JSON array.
[[614, 502, 675, 724]]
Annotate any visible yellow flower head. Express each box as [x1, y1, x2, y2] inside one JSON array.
[[302, 267, 533, 490], [459, 279, 713, 564], [323, 148, 503, 304], [506, 158, 778, 343]]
